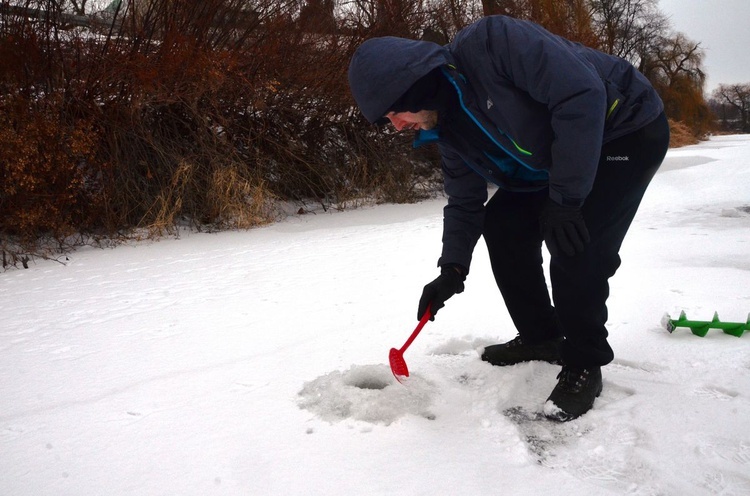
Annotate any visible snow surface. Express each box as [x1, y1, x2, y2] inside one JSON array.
[[2, 135, 750, 495]]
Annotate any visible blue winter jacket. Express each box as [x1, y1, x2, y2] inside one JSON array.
[[348, 16, 664, 272]]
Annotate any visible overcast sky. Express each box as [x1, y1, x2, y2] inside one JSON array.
[[657, 0, 750, 95]]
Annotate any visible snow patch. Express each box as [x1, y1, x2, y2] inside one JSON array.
[[297, 364, 435, 425], [427, 336, 496, 356], [542, 399, 564, 419]]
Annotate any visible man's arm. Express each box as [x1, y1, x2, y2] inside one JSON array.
[[437, 146, 488, 273]]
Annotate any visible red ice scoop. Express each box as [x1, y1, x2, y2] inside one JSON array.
[[389, 305, 432, 383]]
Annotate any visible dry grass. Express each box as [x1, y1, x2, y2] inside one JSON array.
[[668, 119, 701, 148]]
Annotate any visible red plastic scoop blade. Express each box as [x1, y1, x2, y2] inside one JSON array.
[[389, 348, 409, 381], [389, 305, 432, 383]]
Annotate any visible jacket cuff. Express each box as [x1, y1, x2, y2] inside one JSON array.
[[439, 263, 468, 281], [549, 188, 585, 207]]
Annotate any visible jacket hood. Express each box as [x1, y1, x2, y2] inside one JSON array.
[[348, 37, 450, 123]]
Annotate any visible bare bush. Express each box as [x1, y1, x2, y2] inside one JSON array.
[[0, 0, 439, 267]]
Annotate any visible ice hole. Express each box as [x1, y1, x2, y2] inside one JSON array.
[[298, 364, 433, 424], [350, 377, 390, 390], [343, 365, 392, 390]]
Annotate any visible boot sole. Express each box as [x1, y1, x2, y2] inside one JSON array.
[[481, 355, 563, 367]]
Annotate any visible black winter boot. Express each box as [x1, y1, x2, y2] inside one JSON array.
[[481, 335, 563, 366], [543, 366, 603, 422]]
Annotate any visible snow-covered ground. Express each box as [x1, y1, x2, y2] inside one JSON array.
[[2, 135, 749, 495]]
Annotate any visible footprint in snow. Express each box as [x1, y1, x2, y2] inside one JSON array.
[[693, 384, 740, 401], [501, 406, 588, 466]]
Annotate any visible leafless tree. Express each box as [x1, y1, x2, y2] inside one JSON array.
[[298, 0, 337, 33], [712, 83, 750, 132], [66, 0, 89, 15], [642, 32, 705, 90], [480, 0, 522, 16], [588, 0, 667, 64]]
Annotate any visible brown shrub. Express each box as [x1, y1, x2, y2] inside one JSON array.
[[0, 96, 102, 242], [1, 0, 437, 269], [668, 119, 700, 148]]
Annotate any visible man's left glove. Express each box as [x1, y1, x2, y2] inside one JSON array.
[[418, 265, 465, 321], [540, 198, 590, 257]]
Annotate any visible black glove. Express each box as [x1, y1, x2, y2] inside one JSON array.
[[540, 199, 590, 257], [418, 265, 465, 321]]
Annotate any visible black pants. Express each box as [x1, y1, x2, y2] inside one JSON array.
[[483, 113, 670, 368]]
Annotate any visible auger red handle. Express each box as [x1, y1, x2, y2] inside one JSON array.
[[398, 305, 432, 354], [389, 304, 432, 381]]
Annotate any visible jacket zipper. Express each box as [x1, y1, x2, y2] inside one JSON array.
[[440, 67, 544, 175]]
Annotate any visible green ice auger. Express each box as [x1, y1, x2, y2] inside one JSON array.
[[662, 311, 750, 337]]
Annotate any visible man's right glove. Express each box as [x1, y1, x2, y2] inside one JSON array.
[[540, 198, 590, 257], [417, 265, 465, 321]]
